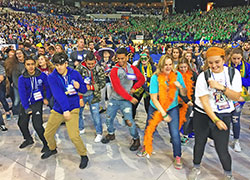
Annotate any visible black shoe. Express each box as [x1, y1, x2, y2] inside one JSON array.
[[0, 125, 8, 131], [101, 134, 115, 144], [41, 149, 57, 159], [19, 139, 34, 149], [79, 155, 89, 169], [99, 109, 106, 114], [130, 138, 140, 151], [41, 145, 50, 153]]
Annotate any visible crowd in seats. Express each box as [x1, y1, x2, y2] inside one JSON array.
[[0, 3, 249, 47], [1, 0, 162, 16]]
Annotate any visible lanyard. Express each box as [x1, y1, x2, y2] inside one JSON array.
[[211, 70, 227, 87], [30, 77, 38, 91], [29, 77, 38, 104], [77, 50, 85, 58], [58, 74, 71, 92]]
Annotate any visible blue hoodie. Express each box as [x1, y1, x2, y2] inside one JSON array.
[[227, 61, 250, 105], [48, 67, 87, 114], [18, 68, 51, 111]]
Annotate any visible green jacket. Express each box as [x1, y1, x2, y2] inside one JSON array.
[[76, 61, 106, 104]]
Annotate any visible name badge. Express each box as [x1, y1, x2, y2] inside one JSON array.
[[84, 77, 91, 85], [126, 73, 137, 80], [104, 65, 111, 73], [66, 84, 77, 96], [33, 90, 43, 101], [214, 91, 230, 111], [77, 55, 83, 61]]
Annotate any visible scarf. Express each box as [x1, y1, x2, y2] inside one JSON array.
[[178, 70, 194, 129], [143, 71, 177, 155], [229, 61, 248, 97], [134, 63, 153, 96]]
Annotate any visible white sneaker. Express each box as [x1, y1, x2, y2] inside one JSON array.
[[95, 134, 102, 142], [79, 129, 85, 135], [233, 139, 241, 152], [209, 140, 215, 147], [223, 175, 234, 180], [188, 167, 201, 180], [94, 134, 102, 143]]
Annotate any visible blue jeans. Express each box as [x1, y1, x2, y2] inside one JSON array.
[[231, 104, 243, 139], [79, 94, 103, 134], [106, 99, 139, 139], [146, 104, 181, 158]]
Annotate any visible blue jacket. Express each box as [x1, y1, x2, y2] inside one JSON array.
[[18, 68, 51, 110], [227, 61, 250, 105], [234, 61, 250, 87], [48, 67, 87, 114]]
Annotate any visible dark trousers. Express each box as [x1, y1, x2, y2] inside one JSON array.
[[18, 101, 47, 146], [193, 110, 232, 171], [0, 111, 5, 125], [132, 91, 150, 119], [0, 80, 10, 112]]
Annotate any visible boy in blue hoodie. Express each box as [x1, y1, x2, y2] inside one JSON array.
[[18, 58, 51, 152], [41, 52, 89, 169]]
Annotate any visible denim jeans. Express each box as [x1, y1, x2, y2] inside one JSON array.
[[146, 104, 181, 157], [79, 94, 102, 134], [100, 83, 112, 109], [106, 99, 139, 139], [231, 104, 243, 139]]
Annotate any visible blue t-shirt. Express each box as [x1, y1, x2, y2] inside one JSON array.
[[149, 71, 186, 111]]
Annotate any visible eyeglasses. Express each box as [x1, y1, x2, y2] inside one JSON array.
[[141, 57, 148, 61]]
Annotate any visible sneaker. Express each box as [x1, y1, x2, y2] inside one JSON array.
[[130, 138, 140, 151], [181, 136, 189, 146], [19, 139, 34, 149], [79, 129, 85, 135], [233, 139, 241, 152], [6, 114, 11, 121], [12, 115, 18, 121], [41, 149, 57, 159], [174, 156, 183, 170], [223, 175, 234, 180], [0, 125, 8, 131], [209, 140, 215, 147], [101, 134, 115, 144], [136, 146, 148, 157], [94, 134, 102, 143], [41, 145, 50, 153], [188, 167, 201, 180], [79, 155, 89, 169]]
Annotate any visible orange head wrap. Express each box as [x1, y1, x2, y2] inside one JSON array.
[[206, 47, 225, 58]]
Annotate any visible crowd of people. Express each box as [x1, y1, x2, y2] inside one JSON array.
[[0, 0, 162, 16], [0, 4, 250, 46], [1, 33, 250, 179], [0, 2, 250, 180]]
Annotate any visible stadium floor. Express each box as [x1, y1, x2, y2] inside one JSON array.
[[0, 102, 250, 180]]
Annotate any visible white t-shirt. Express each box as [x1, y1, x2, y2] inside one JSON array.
[[195, 66, 242, 114]]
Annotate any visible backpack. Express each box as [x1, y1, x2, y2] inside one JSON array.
[[204, 66, 235, 87]]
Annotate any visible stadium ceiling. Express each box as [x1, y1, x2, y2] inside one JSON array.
[[175, 0, 249, 13], [36, 0, 162, 3]]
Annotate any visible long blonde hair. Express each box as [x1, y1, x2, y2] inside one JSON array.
[[155, 55, 175, 75]]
